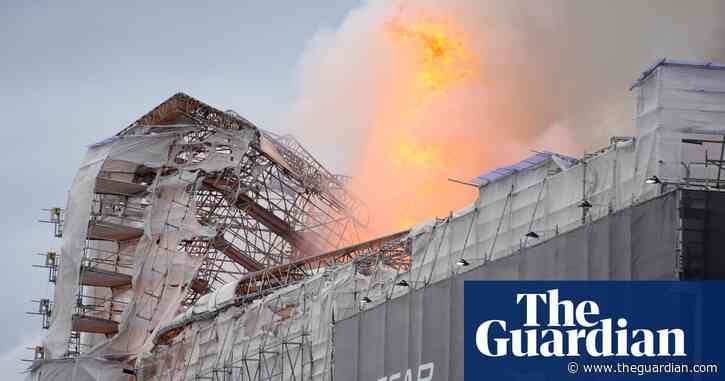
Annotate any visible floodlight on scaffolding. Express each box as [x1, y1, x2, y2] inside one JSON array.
[[578, 200, 593, 209], [21, 346, 46, 363], [39, 207, 64, 238], [34, 346, 45, 361], [525, 231, 540, 239], [645, 175, 662, 184], [524, 226, 559, 242], [28, 299, 52, 329], [395, 279, 426, 287], [360, 296, 373, 304], [33, 251, 59, 283], [45, 251, 57, 267], [456, 257, 486, 267], [39, 299, 50, 314]]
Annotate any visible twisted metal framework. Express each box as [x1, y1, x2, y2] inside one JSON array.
[[153, 229, 412, 348], [121, 93, 366, 305], [235, 230, 411, 301], [36, 93, 368, 358]]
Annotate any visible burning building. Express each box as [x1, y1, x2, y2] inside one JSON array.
[[26, 60, 725, 380]]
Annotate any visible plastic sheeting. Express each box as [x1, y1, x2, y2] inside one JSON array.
[[335, 191, 680, 381], [45, 143, 113, 359], [31, 190, 681, 381], [126, 190, 679, 381], [31, 125, 256, 380], [30, 61, 725, 381], [126, 62, 725, 381], [135, 265, 397, 380], [47, 131, 193, 358], [405, 61, 725, 280], [25, 358, 128, 381], [635, 61, 725, 196], [406, 137, 640, 286]]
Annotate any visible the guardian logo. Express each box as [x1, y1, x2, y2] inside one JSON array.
[[475, 289, 686, 358]]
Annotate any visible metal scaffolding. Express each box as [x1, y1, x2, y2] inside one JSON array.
[[32, 93, 367, 361], [147, 229, 412, 381]]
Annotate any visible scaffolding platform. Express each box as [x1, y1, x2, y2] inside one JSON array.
[[29, 92, 366, 366], [71, 314, 119, 335], [87, 220, 144, 241], [80, 268, 132, 289], [95, 178, 148, 197]]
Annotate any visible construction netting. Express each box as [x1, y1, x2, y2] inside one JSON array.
[[122, 189, 679, 381], [335, 191, 680, 381], [28, 61, 725, 381], [32, 125, 256, 380]]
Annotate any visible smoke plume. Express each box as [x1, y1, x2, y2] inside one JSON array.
[[287, 0, 725, 237]]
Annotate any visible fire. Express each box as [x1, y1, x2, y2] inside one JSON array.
[[292, 4, 582, 240], [396, 139, 444, 169], [348, 13, 488, 237], [387, 16, 479, 94]]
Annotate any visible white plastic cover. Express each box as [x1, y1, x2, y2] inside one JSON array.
[[32, 126, 256, 380], [31, 62, 725, 381]]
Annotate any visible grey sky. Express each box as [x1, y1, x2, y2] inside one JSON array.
[[0, 1, 358, 376]]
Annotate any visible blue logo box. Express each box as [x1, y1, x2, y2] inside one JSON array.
[[464, 281, 725, 380]]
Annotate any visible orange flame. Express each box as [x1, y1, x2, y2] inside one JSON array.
[[386, 16, 479, 94], [348, 13, 488, 238], [292, 6, 581, 239]]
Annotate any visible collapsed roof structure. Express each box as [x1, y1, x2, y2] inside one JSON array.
[[27, 59, 725, 380], [28, 93, 369, 371]]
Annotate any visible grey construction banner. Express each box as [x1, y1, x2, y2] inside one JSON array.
[[334, 191, 682, 381]]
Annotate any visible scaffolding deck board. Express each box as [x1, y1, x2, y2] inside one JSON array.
[[87, 221, 144, 241], [80, 268, 132, 288], [95, 178, 148, 196], [71, 315, 119, 335]]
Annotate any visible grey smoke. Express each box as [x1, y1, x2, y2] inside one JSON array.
[[288, 0, 725, 171]]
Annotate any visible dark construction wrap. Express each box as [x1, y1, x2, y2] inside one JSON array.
[[334, 190, 725, 381]]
